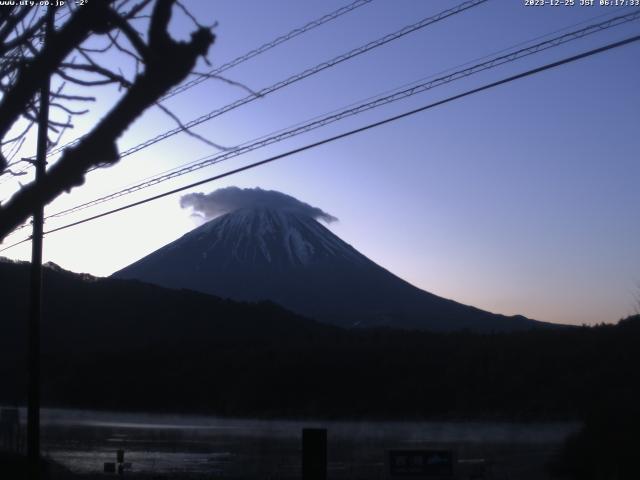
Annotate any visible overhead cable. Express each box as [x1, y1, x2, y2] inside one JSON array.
[[27, 34, 639, 242], [44, 0, 489, 160], [45, 10, 640, 220]]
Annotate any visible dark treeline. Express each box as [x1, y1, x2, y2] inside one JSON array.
[[35, 318, 640, 421], [1, 258, 638, 422]]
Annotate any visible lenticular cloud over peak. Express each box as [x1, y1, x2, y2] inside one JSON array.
[[180, 187, 338, 223]]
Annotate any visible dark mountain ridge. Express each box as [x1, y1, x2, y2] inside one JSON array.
[[1, 258, 637, 420], [0, 257, 335, 357]]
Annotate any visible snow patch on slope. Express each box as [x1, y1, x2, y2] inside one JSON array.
[[154, 206, 366, 268]]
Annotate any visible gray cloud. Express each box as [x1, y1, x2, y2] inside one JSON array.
[[180, 187, 337, 223]]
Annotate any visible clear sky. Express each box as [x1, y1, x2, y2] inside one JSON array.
[[1, 0, 639, 325]]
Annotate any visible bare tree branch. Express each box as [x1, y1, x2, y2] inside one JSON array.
[[190, 71, 261, 97], [0, 15, 47, 54], [50, 103, 90, 116], [176, 0, 203, 29], [0, 0, 215, 240], [123, 0, 154, 20], [105, 8, 149, 59], [51, 92, 96, 102], [0, 6, 31, 45], [155, 101, 228, 151], [59, 62, 132, 87], [47, 114, 73, 152], [54, 68, 117, 86], [0, 1, 117, 160]]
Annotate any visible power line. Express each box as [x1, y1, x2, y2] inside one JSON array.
[[0, 234, 30, 253], [0, 0, 485, 235], [161, 0, 374, 101], [81, 5, 636, 194], [44, 10, 640, 221], [21, 33, 636, 242], [3, 33, 637, 250], [118, 0, 488, 158], [45, 0, 489, 161], [42, 0, 375, 158]]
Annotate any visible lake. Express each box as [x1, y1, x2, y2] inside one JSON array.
[[8, 407, 580, 478]]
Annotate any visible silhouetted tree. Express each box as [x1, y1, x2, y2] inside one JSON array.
[[0, 0, 215, 241]]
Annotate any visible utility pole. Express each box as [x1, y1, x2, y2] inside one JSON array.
[[27, 6, 54, 480]]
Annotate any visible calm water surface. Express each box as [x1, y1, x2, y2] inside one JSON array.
[[9, 408, 580, 477]]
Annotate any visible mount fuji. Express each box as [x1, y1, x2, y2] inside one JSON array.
[[113, 188, 544, 332]]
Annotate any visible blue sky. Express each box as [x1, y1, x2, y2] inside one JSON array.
[[1, 0, 639, 325]]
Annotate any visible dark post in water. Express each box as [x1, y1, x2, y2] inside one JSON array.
[[302, 428, 327, 480]]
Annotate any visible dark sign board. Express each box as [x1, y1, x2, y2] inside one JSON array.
[[389, 450, 454, 477]]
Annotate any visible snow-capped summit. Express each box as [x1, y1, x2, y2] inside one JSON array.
[[113, 188, 544, 332], [180, 207, 365, 268]]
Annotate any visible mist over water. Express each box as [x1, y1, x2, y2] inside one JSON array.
[[18, 408, 580, 477]]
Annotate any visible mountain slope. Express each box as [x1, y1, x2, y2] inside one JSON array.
[[113, 207, 545, 332]]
